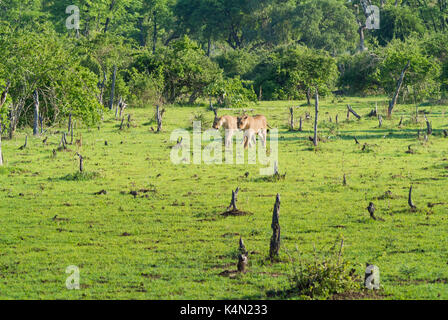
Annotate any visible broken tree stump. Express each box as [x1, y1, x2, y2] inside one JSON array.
[[347, 105, 361, 120], [237, 254, 248, 273], [33, 90, 39, 136], [237, 237, 248, 273], [289, 107, 295, 130], [367, 202, 384, 221], [76, 152, 84, 173], [222, 187, 251, 217], [269, 194, 281, 261], [239, 237, 248, 255], [378, 115, 383, 128], [227, 187, 239, 212], [298, 116, 303, 131], [424, 115, 432, 135], [408, 185, 417, 211], [67, 112, 72, 133], [156, 105, 164, 132], [313, 89, 319, 146], [18, 135, 28, 150]]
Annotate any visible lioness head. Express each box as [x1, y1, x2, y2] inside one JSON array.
[[212, 116, 222, 129], [237, 115, 249, 129]]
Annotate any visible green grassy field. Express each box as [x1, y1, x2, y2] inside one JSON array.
[[1, 97, 447, 300]]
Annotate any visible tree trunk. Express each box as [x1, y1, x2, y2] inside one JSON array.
[[153, 11, 157, 54], [109, 65, 117, 110], [0, 80, 10, 108], [306, 88, 311, 105], [313, 89, 319, 147], [289, 107, 294, 130], [0, 122, 3, 166], [388, 60, 411, 117], [33, 90, 39, 136], [358, 25, 367, 52]]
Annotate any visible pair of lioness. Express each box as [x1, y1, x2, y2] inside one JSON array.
[[213, 115, 270, 148]]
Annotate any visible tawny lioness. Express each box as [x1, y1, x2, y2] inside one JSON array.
[[212, 115, 241, 147], [237, 115, 270, 148]]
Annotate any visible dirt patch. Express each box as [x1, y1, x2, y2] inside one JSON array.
[[331, 290, 388, 300], [221, 209, 253, 217]]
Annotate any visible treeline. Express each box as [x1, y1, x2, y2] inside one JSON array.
[[0, 0, 448, 131]]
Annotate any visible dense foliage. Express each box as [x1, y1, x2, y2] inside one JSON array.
[[1, 0, 448, 131]]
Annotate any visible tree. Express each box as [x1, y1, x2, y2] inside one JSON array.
[[377, 38, 441, 113], [294, 0, 358, 55], [251, 45, 338, 101]]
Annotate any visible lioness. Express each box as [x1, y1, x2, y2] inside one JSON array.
[[213, 115, 242, 147], [237, 115, 270, 148]]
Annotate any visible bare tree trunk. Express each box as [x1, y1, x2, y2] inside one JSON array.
[[0, 122, 3, 166], [109, 65, 117, 110], [98, 71, 107, 105], [306, 88, 311, 105], [33, 90, 39, 136], [388, 61, 411, 117], [153, 10, 157, 54], [156, 105, 164, 132], [313, 89, 319, 147], [0, 80, 10, 108], [358, 25, 367, 52], [289, 107, 294, 130], [76, 153, 84, 173]]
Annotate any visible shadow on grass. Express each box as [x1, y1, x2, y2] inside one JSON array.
[[49, 171, 100, 182]]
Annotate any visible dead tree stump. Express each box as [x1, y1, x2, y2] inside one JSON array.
[[313, 89, 319, 147], [76, 153, 84, 173], [269, 194, 281, 261], [298, 116, 303, 131], [408, 186, 417, 211], [378, 115, 383, 128], [227, 187, 239, 212], [424, 115, 432, 135], [156, 105, 164, 133], [222, 187, 251, 216], [33, 90, 39, 136], [347, 105, 361, 120], [67, 112, 72, 133], [18, 135, 28, 150], [289, 107, 295, 130]]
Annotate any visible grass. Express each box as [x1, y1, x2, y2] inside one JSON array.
[[0, 97, 448, 300]]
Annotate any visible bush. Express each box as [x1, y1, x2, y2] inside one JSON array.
[[251, 45, 338, 101], [207, 77, 257, 108], [338, 52, 382, 95], [376, 38, 441, 104], [269, 239, 358, 299]]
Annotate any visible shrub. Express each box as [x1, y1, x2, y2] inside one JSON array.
[[269, 239, 358, 299], [207, 77, 257, 108]]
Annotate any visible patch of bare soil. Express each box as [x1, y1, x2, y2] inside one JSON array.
[[221, 209, 253, 217], [331, 290, 388, 300]]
